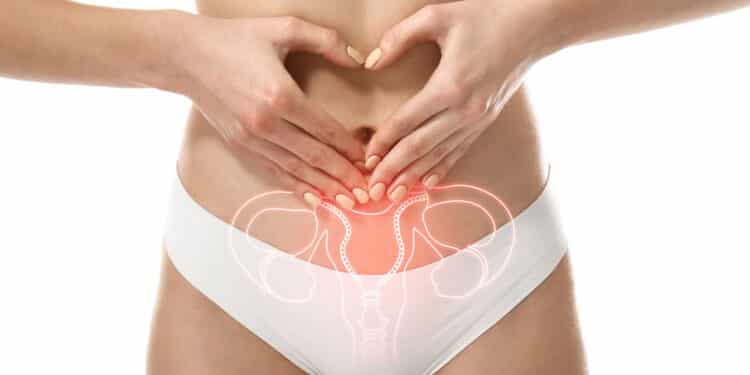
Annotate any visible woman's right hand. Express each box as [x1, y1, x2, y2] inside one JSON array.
[[168, 14, 370, 208]]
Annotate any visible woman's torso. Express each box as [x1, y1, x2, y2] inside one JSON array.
[[150, 3, 587, 374], [178, 0, 548, 273]]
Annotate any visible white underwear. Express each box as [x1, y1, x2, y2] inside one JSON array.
[[164, 170, 567, 375]]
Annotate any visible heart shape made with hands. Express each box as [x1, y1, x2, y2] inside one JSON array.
[[227, 183, 517, 304]]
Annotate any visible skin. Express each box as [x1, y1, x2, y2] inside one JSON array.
[[1, 0, 749, 374]]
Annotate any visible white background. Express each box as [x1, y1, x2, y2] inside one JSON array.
[[1, 1, 748, 374]]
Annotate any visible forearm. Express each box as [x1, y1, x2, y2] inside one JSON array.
[[534, 0, 750, 54], [0, 0, 188, 90]]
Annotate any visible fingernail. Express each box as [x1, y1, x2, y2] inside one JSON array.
[[423, 174, 440, 189], [346, 46, 365, 65], [365, 155, 381, 170], [354, 160, 367, 171], [335, 194, 355, 209], [364, 48, 382, 69], [352, 188, 370, 204], [389, 185, 407, 202], [369, 182, 386, 201], [303, 192, 321, 207]]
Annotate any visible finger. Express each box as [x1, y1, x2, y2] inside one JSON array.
[[275, 16, 363, 68], [422, 130, 483, 188], [237, 134, 360, 209], [277, 82, 366, 163], [365, 4, 448, 70], [368, 108, 465, 189], [383, 127, 474, 202], [264, 119, 368, 193], [252, 156, 322, 208], [365, 72, 453, 166]]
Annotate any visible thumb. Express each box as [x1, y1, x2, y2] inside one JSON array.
[[365, 5, 447, 71], [276, 16, 363, 68]]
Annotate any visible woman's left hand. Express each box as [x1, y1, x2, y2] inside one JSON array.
[[363, 0, 556, 202]]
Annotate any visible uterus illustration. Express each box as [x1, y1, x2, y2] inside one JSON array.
[[226, 184, 516, 366]]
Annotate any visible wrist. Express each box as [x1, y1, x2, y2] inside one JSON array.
[[516, 0, 579, 60], [137, 9, 198, 94]]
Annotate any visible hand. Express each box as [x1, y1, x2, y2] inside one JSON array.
[[362, 1, 552, 202], [172, 15, 371, 208]]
